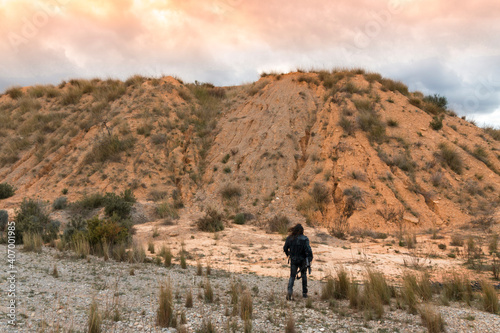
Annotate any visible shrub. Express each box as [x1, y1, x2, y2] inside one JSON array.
[[343, 186, 364, 205], [0, 183, 16, 199], [156, 202, 179, 219], [481, 280, 499, 314], [409, 97, 422, 108], [321, 275, 335, 300], [180, 247, 187, 269], [220, 184, 242, 201], [240, 291, 253, 320], [52, 196, 68, 210], [450, 234, 463, 246], [15, 199, 59, 243], [0, 210, 8, 231], [88, 299, 102, 333], [234, 213, 246, 225], [103, 190, 135, 220], [365, 269, 391, 306], [438, 243, 446, 250], [86, 215, 132, 247], [5, 86, 23, 99], [310, 182, 330, 207], [357, 110, 386, 143], [424, 94, 447, 109], [386, 118, 399, 127], [338, 116, 355, 135], [197, 208, 224, 232], [162, 246, 173, 267], [430, 116, 443, 130], [157, 280, 174, 327], [472, 145, 489, 164], [419, 304, 445, 333], [484, 126, 500, 141], [438, 143, 463, 174], [73, 193, 106, 211], [83, 135, 135, 164], [268, 215, 289, 234]]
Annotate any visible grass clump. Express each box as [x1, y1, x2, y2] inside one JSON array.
[[83, 135, 135, 164], [233, 213, 246, 225], [338, 116, 355, 136], [157, 280, 175, 327], [357, 109, 386, 143], [220, 184, 242, 201], [240, 291, 253, 320], [204, 278, 214, 303], [88, 299, 102, 333], [430, 116, 443, 130], [268, 215, 290, 234], [437, 143, 463, 174], [0, 183, 16, 199], [22, 232, 43, 253], [5, 86, 23, 99], [52, 196, 68, 210], [61, 86, 83, 105], [285, 312, 295, 333], [197, 208, 224, 232], [481, 280, 499, 314], [185, 289, 193, 308], [419, 304, 445, 333]]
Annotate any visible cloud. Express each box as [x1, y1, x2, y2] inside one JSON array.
[[0, 0, 499, 125]]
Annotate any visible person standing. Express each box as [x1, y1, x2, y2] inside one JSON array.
[[283, 223, 313, 300]]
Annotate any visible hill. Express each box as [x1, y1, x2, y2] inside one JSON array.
[[1, 69, 499, 235]]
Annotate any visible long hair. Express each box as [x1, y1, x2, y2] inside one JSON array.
[[288, 223, 304, 239]]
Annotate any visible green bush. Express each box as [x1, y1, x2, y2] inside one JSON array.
[[0, 183, 16, 199], [430, 116, 443, 130], [424, 94, 447, 109], [234, 213, 246, 225], [52, 196, 68, 210], [63, 216, 87, 242], [14, 199, 60, 243], [197, 208, 224, 232], [86, 215, 133, 247], [103, 190, 135, 220]]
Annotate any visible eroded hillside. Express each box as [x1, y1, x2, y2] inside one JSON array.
[[1, 70, 499, 234]]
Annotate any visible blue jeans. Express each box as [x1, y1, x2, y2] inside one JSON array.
[[288, 261, 307, 295]]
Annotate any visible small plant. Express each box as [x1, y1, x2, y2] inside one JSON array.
[[285, 312, 295, 333], [163, 247, 173, 267], [197, 260, 203, 276], [220, 184, 242, 201], [387, 118, 399, 127], [180, 247, 187, 269], [52, 264, 59, 278], [0, 183, 15, 199], [52, 196, 68, 210], [157, 280, 174, 327], [419, 304, 445, 333], [430, 116, 443, 130], [338, 116, 355, 135], [222, 154, 230, 163], [481, 280, 499, 314], [438, 243, 447, 250], [185, 289, 193, 308], [197, 208, 224, 232], [450, 234, 463, 247], [204, 278, 214, 303], [88, 299, 102, 333], [240, 291, 252, 320], [268, 215, 290, 235], [0, 210, 8, 231]]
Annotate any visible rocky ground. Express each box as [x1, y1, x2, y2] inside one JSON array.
[[1, 244, 500, 333]]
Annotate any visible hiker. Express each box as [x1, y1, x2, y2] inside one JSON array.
[[283, 223, 313, 299]]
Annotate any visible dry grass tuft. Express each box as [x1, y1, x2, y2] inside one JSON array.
[[481, 280, 499, 314], [88, 299, 102, 333], [240, 290, 253, 320], [22, 233, 43, 253], [156, 280, 174, 327], [419, 304, 445, 333]]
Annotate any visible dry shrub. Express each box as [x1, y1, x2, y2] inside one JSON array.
[[204, 278, 214, 303], [419, 304, 445, 333], [197, 208, 224, 232], [268, 215, 290, 235], [185, 289, 193, 308], [157, 280, 174, 327]]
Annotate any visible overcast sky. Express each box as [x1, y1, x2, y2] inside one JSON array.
[[0, 0, 499, 126]]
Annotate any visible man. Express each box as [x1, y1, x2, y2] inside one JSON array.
[[283, 223, 313, 300]]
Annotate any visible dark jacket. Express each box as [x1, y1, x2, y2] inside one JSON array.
[[283, 234, 313, 264]]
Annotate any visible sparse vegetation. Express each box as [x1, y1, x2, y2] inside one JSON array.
[[437, 143, 463, 174], [15, 198, 59, 244], [419, 304, 445, 333], [88, 299, 102, 333], [157, 280, 175, 327], [83, 135, 135, 165]]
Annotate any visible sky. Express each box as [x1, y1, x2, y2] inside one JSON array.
[[0, 0, 499, 126]]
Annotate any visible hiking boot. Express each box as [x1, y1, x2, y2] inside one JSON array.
[[302, 293, 308, 298], [286, 293, 292, 300]]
